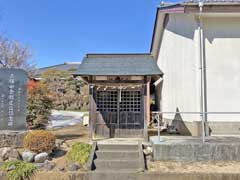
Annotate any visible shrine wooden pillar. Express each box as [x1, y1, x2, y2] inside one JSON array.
[[144, 76, 151, 140]]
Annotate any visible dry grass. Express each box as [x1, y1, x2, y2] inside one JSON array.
[[50, 124, 89, 146]]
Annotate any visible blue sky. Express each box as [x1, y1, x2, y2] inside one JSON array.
[[0, 0, 167, 68]]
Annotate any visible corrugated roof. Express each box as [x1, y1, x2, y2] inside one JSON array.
[[74, 56, 162, 76]]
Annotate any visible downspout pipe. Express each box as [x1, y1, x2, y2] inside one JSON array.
[[198, 0, 207, 143]]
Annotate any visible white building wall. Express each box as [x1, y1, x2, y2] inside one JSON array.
[[156, 13, 240, 135], [157, 14, 201, 123], [204, 17, 240, 122]]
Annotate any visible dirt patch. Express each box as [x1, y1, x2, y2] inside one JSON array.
[[50, 124, 89, 146], [148, 161, 240, 174], [46, 124, 89, 171], [33, 171, 88, 180]]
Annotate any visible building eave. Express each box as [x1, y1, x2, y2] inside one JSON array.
[[150, 8, 160, 54], [150, 2, 240, 60], [158, 4, 185, 13], [150, 10, 169, 60]]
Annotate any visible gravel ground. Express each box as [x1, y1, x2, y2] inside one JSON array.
[[148, 161, 240, 173]]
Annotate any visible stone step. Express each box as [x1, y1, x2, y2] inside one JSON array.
[[94, 159, 139, 170], [95, 150, 139, 160], [97, 144, 139, 151]]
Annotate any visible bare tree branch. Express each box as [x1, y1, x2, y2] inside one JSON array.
[[0, 35, 35, 75]]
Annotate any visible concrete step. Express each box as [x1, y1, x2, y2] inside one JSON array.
[[89, 171, 138, 180], [97, 144, 138, 151], [94, 159, 139, 170], [95, 150, 139, 160]]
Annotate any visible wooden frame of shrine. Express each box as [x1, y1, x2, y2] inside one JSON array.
[[74, 54, 162, 140]]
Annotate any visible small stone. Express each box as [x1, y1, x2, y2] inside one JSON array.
[[61, 142, 70, 149], [8, 149, 20, 161], [83, 116, 89, 126], [58, 167, 65, 171], [35, 163, 44, 170], [55, 139, 65, 149], [43, 160, 56, 171], [44, 160, 52, 165], [0, 131, 26, 148], [0, 147, 20, 161], [143, 146, 153, 156], [45, 163, 55, 171], [0, 147, 11, 161], [8, 165, 16, 171], [68, 163, 80, 171], [34, 152, 48, 163], [22, 151, 36, 162], [8, 150, 20, 161]]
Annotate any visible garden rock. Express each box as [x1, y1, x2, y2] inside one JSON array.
[[44, 160, 56, 171], [8, 149, 20, 161], [61, 142, 70, 149], [22, 151, 36, 162], [58, 167, 65, 171], [83, 116, 89, 126], [0, 131, 26, 148], [35, 163, 45, 170], [68, 163, 80, 171], [8, 165, 16, 171], [55, 139, 65, 149], [143, 146, 153, 156], [0, 147, 20, 161], [34, 152, 48, 163], [0, 147, 11, 161]]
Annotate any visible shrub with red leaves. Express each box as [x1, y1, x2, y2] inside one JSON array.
[[26, 80, 53, 129]]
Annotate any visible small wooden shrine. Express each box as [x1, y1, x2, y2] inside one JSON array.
[[74, 54, 162, 140]]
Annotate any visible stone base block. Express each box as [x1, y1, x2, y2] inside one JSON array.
[[150, 136, 240, 162], [0, 130, 27, 148]]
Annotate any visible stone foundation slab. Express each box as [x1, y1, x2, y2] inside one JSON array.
[[150, 136, 240, 161], [0, 130, 27, 148]]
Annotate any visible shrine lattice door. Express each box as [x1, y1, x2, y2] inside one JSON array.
[[94, 89, 144, 138]]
